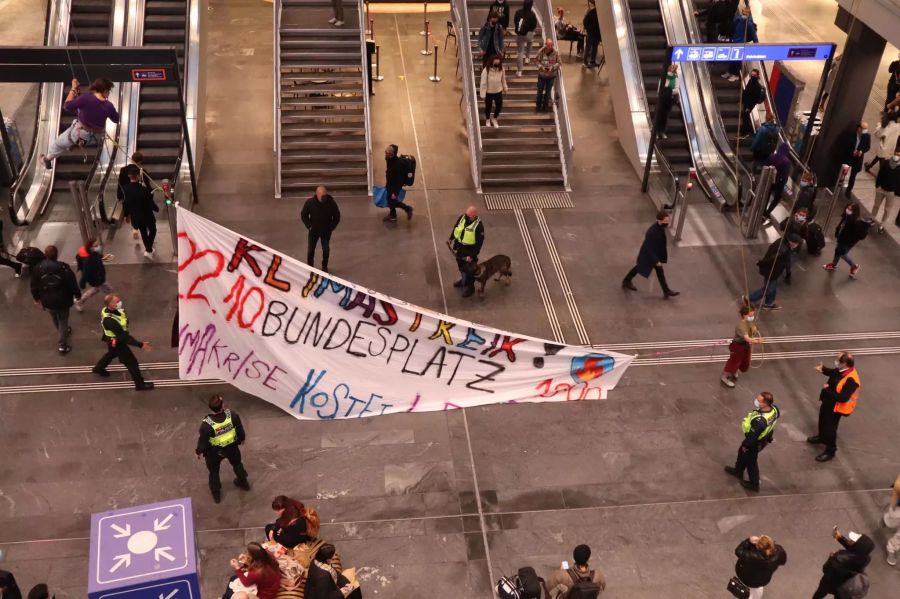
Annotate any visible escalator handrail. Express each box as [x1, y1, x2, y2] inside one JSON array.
[[357, 0, 373, 195], [171, 0, 200, 211], [274, 0, 282, 198]]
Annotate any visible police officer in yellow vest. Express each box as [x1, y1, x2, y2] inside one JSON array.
[[725, 391, 779, 492], [196, 394, 249, 503], [92, 293, 154, 390], [447, 205, 485, 298], [807, 351, 861, 462]]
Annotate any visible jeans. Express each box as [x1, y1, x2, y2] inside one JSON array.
[[46, 120, 102, 161], [536, 75, 555, 111], [485, 92, 503, 118], [49, 307, 71, 346], [583, 34, 600, 66], [516, 31, 534, 72], [748, 277, 777, 306], [873, 188, 897, 226], [456, 256, 476, 290], [75, 282, 113, 310], [740, 108, 753, 136], [204, 444, 248, 492], [831, 244, 856, 268], [623, 265, 672, 294], [95, 342, 146, 386], [307, 229, 332, 269], [846, 161, 862, 194], [331, 0, 343, 21], [137, 220, 157, 253]]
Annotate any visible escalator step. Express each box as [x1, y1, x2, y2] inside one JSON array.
[[146, 0, 186, 15]]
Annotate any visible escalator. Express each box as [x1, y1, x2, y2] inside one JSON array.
[[628, 0, 694, 175], [135, 0, 187, 184], [51, 0, 115, 199]]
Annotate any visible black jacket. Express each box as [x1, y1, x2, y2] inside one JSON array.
[[121, 181, 159, 226], [385, 156, 407, 197], [31, 259, 80, 309], [756, 239, 790, 280], [304, 562, 350, 599], [875, 157, 900, 193], [818, 365, 859, 412], [488, 0, 510, 29], [301, 194, 341, 233], [265, 517, 310, 548], [634, 222, 668, 277], [700, 0, 735, 41], [117, 164, 153, 200], [734, 539, 787, 588], [448, 214, 485, 258], [817, 534, 874, 592], [838, 130, 871, 166], [101, 309, 142, 349], [75, 246, 106, 288], [742, 76, 764, 109], [195, 409, 246, 455], [793, 184, 818, 218], [741, 405, 779, 450], [582, 8, 601, 39], [513, 4, 537, 35], [0, 570, 23, 599], [834, 214, 865, 247]]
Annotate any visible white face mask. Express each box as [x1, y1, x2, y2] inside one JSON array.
[[746, 315, 755, 322], [753, 398, 762, 409], [861, 129, 868, 135], [795, 215, 806, 223], [845, 209, 853, 215], [834, 359, 841, 368], [893, 155, 900, 162], [115, 300, 124, 310], [92, 244, 102, 253]]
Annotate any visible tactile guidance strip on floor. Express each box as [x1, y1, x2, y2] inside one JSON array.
[[483, 192, 573, 210]]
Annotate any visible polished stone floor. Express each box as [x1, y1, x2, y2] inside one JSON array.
[[2, 2, 900, 599]]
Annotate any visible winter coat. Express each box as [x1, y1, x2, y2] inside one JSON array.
[[301, 194, 341, 233], [750, 122, 779, 158], [838, 129, 871, 167], [742, 75, 764, 109], [30, 259, 80, 310], [834, 213, 865, 247], [304, 561, 351, 599], [757, 239, 790, 280], [731, 15, 758, 44], [766, 143, 792, 185], [121, 181, 159, 226], [634, 222, 668, 277], [385, 156, 407, 197], [479, 22, 505, 57], [734, 539, 787, 588], [876, 156, 900, 192], [75, 244, 106, 288], [513, 4, 537, 36], [816, 534, 874, 593], [480, 66, 508, 97], [871, 121, 900, 159], [582, 8, 601, 39]]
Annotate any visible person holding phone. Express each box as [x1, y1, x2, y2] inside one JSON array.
[[545, 544, 605, 598], [811, 528, 873, 599]]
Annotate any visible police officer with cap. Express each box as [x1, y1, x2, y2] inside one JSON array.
[[725, 391, 779, 492], [92, 293, 154, 390], [447, 205, 485, 298], [196, 394, 250, 503]]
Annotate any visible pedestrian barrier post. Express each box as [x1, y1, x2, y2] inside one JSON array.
[[420, 2, 428, 35], [429, 46, 441, 82], [673, 168, 695, 242], [374, 45, 384, 81], [421, 21, 433, 55]]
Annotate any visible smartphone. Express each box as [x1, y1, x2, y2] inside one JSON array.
[[561, 560, 570, 570]]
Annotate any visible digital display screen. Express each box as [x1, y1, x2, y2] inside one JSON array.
[[788, 48, 818, 58], [131, 69, 167, 82]]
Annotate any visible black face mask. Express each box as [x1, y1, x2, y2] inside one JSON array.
[[659, 222, 669, 228]]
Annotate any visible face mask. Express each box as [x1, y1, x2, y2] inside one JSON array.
[[893, 155, 900, 162], [800, 181, 810, 187], [746, 315, 755, 322], [861, 129, 868, 135], [659, 221, 669, 228], [795, 215, 806, 223], [834, 359, 841, 368], [846, 209, 853, 215], [92, 244, 102, 253], [753, 398, 762, 409], [115, 300, 123, 310]]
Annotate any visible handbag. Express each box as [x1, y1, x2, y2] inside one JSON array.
[[372, 186, 405, 208], [726, 576, 750, 599]]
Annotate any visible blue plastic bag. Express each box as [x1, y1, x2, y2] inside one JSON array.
[[372, 186, 404, 208]]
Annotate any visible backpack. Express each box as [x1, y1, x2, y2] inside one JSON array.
[[399, 154, 416, 186], [496, 575, 522, 599], [762, 128, 779, 155], [303, 506, 320, 539], [567, 568, 601, 599], [856, 218, 874, 240], [836, 572, 869, 599], [806, 223, 825, 255], [516, 567, 542, 599], [291, 538, 325, 569], [38, 266, 69, 307], [16, 246, 45, 268]]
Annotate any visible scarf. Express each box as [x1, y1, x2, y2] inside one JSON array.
[[314, 559, 339, 586]]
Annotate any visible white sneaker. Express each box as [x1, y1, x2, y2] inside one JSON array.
[[516, 70, 523, 77], [727, 74, 739, 82], [328, 17, 337, 24], [334, 20, 344, 27], [720, 375, 735, 388], [888, 550, 897, 566], [74, 301, 84, 313], [485, 118, 491, 128], [490, 116, 499, 128], [143, 250, 153, 259], [720, 72, 730, 79]]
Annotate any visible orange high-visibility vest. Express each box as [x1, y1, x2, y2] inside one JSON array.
[[833, 369, 861, 415]]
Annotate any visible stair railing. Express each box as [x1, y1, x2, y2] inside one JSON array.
[[274, 0, 283, 198], [534, 0, 573, 189], [357, 0, 373, 194], [452, 0, 482, 191]]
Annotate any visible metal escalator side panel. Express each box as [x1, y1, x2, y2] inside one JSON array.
[[452, 0, 483, 191]]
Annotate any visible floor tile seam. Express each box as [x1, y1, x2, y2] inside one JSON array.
[[514, 208, 566, 343], [0, 486, 888, 547]]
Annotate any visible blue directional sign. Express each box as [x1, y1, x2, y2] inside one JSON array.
[[671, 43, 834, 62], [88, 498, 200, 599]]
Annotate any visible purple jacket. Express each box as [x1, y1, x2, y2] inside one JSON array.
[[64, 94, 119, 130], [766, 143, 792, 183]]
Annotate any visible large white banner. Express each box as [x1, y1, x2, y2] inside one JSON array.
[[176, 208, 634, 420]]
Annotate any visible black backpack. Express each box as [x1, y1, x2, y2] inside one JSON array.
[[806, 223, 825, 255], [762, 128, 779, 155], [496, 567, 543, 599], [567, 568, 601, 599], [16, 246, 45, 268], [38, 267, 68, 306], [399, 154, 416, 186]]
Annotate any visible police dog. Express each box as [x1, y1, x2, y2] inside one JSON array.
[[471, 255, 512, 298]]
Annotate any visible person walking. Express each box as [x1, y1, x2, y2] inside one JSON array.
[[885, 473, 900, 566], [726, 8, 757, 82], [40, 78, 119, 168], [823, 202, 865, 278], [121, 164, 159, 258], [73, 237, 111, 312], [582, 1, 601, 68], [747, 235, 801, 311], [513, 1, 537, 78], [865, 113, 899, 173], [750, 113, 779, 172], [533, 38, 560, 113], [92, 293, 154, 390], [621, 210, 679, 298], [545, 544, 606, 598], [30, 245, 80, 354], [0, 220, 23, 277], [488, 0, 510, 30], [655, 64, 678, 140], [837, 122, 871, 196], [724, 391, 780, 492], [328, 0, 344, 27], [448, 206, 485, 299], [764, 143, 792, 217], [117, 152, 153, 240], [732, 535, 787, 598], [301, 185, 341, 273], [696, 0, 734, 42], [740, 68, 764, 137], [886, 52, 900, 111], [383, 144, 413, 222], [480, 55, 508, 128], [196, 394, 250, 503], [811, 528, 874, 599], [806, 352, 861, 462], [782, 208, 808, 284], [479, 12, 505, 68], [872, 149, 900, 233], [721, 304, 762, 388]]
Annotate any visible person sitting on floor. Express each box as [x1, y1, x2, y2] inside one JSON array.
[[305, 544, 360, 599], [265, 495, 313, 548], [228, 542, 281, 599]]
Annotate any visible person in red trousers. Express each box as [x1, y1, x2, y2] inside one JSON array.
[[721, 304, 763, 388]]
